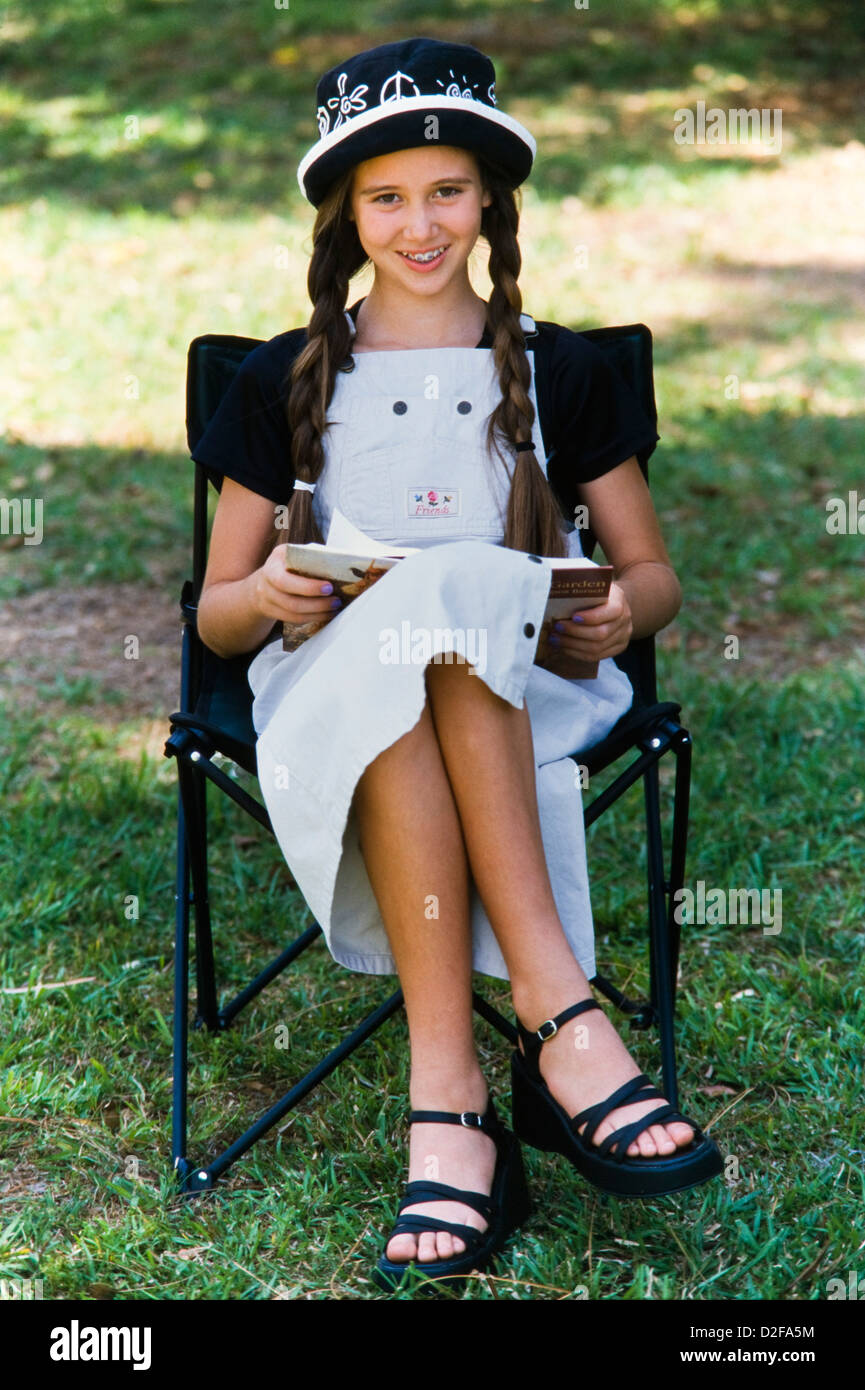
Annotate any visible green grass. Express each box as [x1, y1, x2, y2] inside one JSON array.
[[2, 0, 864, 1302], [2, 672, 863, 1299]]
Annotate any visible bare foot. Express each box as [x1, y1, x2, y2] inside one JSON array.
[[518, 999, 696, 1159], [385, 1079, 498, 1265]]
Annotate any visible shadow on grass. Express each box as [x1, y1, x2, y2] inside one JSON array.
[[2, 0, 864, 215]]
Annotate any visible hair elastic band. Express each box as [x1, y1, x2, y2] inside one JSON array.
[[515, 441, 535, 453], [293, 479, 316, 493]]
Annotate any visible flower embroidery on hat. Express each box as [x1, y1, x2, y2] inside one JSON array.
[[325, 71, 370, 131]]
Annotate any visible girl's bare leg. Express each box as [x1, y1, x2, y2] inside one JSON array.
[[420, 658, 695, 1157], [353, 694, 496, 1266], [354, 657, 693, 1265]]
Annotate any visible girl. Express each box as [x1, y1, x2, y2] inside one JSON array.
[[193, 36, 722, 1291]]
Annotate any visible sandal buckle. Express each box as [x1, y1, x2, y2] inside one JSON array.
[[460, 1111, 484, 1128], [536, 1019, 558, 1041]]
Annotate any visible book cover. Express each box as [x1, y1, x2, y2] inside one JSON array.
[[534, 563, 614, 679]]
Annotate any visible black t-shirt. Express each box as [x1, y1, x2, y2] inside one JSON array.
[[190, 297, 660, 523]]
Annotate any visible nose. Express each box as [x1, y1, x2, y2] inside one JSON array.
[[402, 199, 441, 243]]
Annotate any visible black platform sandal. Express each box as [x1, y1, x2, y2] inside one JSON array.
[[372, 1097, 531, 1292], [511, 1000, 724, 1198]]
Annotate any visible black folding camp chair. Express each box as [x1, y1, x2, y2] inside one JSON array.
[[164, 322, 690, 1194]]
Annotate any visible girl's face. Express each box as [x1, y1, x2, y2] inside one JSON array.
[[348, 145, 491, 294]]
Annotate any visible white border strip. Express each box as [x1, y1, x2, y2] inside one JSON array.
[[298, 94, 536, 197]]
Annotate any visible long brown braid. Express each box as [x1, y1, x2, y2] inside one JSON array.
[[481, 159, 568, 557], [278, 155, 567, 558]]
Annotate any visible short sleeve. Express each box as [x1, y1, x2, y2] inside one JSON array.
[[189, 336, 302, 505], [543, 327, 660, 497]]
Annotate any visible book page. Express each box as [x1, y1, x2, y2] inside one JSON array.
[[325, 506, 417, 558]]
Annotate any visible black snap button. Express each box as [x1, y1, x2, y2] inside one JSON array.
[[524, 623, 535, 638], [339, 356, 356, 373], [393, 400, 407, 414], [527, 554, 542, 563], [457, 400, 472, 414]]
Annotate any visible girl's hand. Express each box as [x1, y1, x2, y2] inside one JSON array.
[[251, 543, 343, 626], [549, 580, 633, 661]]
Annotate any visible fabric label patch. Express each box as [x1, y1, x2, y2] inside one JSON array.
[[405, 487, 461, 518]]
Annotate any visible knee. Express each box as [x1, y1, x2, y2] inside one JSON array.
[[423, 653, 472, 687]]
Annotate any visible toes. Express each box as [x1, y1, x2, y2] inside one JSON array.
[[410, 1229, 466, 1263], [387, 1206, 475, 1268], [635, 1127, 659, 1157], [386, 1233, 417, 1263], [648, 1124, 677, 1155], [416, 1231, 439, 1264], [625, 1120, 695, 1158], [669, 1120, 696, 1147], [438, 1232, 464, 1261], [598, 1113, 689, 1158]]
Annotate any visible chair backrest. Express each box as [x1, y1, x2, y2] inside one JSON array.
[[184, 322, 661, 711]]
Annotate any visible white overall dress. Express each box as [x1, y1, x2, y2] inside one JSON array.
[[246, 311, 634, 981]]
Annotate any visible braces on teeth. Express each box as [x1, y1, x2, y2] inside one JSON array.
[[402, 246, 446, 262]]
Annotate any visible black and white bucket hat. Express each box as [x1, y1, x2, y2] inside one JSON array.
[[297, 36, 536, 207]]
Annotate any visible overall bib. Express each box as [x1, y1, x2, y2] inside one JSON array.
[[248, 311, 634, 980]]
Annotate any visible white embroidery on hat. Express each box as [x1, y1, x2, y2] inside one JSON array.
[[437, 70, 478, 100], [380, 71, 421, 102], [327, 72, 369, 131], [487, 82, 497, 106], [316, 105, 330, 137]]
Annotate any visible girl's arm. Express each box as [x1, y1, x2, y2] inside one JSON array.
[[196, 478, 342, 659], [553, 456, 681, 662]]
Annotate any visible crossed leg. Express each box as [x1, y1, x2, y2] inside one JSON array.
[[353, 656, 694, 1265]]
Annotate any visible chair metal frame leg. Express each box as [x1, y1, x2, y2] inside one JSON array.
[[171, 780, 193, 1191], [582, 714, 693, 1110], [643, 755, 679, 1109], [667, 728, 691, 989]]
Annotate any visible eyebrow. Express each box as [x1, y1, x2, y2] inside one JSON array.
[[357, 177, 475, 196]]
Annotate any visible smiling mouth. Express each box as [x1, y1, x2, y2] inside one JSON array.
[[396, 244, 450, 263]]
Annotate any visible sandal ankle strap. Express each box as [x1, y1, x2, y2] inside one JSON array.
[[408, 1097, 503, 1139], [516, 999, 603, 1065]]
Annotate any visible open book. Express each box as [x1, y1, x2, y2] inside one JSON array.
[[281, 509, 613, 679]]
